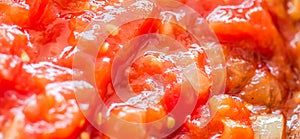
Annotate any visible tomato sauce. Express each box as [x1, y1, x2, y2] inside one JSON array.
[[0, 0, 299, 138]]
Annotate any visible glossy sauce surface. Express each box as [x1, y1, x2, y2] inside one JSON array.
[[0, 0, 300, 138]]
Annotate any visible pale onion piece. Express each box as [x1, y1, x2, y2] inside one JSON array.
[[252, 114, 284, 139], [176, 52, 211, 96], [208, 95, 225, 116], [203, 42, 226, 96]]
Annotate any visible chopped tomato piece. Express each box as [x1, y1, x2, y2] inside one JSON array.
[[221, 119, 254, 139], [15, 62, 73, 93], [186, 95, 253, 138], [0, 2, 30, 26], [103, 105, 147, 139], [0, 0, 50, 28], [1, 0, 296, 138], [206, 0, 283, 57], [0, 24, 37, 59], [0, 54, 87, 138]]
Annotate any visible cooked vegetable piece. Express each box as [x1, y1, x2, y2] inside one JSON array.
[[207, 0, 283, 57], [0, 54, 88, 138], [252, 114, 285, 139], [0, 0, 299, 138], [185, 95, 253, 138]]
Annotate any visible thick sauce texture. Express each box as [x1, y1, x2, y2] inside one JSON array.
[[0, 0, 300, 139]]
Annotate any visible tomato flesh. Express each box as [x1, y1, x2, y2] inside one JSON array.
[[0, 0, 294, 138], [206, 0, 283, 57], [185, 95, 253, 139], [0, 53, 86, 139]]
